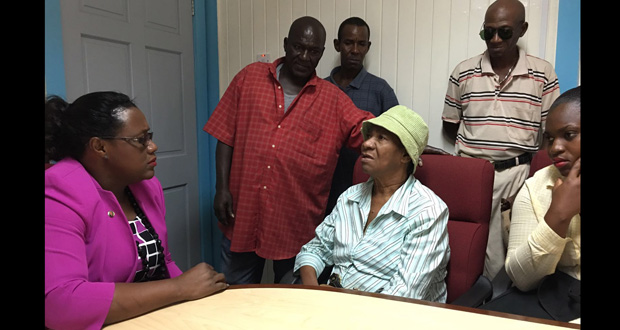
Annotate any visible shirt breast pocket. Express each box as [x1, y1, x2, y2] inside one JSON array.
[[504, 106, 542, 144], [293, 119, 323, 159]]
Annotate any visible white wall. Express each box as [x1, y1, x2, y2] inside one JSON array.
[[216, 0, 559, 153]]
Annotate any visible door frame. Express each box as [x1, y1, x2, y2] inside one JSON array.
[[193, 0, 222, 270]]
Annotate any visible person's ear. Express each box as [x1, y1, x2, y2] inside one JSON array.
[[401, 152, 412, 165], [283, 37, 288, 52], [333, 38, 340, 52], [519, 21, 528, 37], [89, 137, 109, 160]]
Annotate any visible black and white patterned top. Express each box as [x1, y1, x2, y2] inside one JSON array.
[[126, 187, 168, 282]]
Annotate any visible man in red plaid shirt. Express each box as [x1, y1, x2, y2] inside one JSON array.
[[204, 16, 375, 284]]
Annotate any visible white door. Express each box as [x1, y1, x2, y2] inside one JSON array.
[[60, 0, 201, 271]]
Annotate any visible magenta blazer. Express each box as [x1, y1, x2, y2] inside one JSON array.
[[45, 158, 183, 330]]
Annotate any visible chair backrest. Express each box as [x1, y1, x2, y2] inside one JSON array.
[[352, 154, 494, 303], [529, 149, 553, 177]]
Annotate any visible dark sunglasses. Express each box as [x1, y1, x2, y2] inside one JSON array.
[[479, 25, 514, 41]]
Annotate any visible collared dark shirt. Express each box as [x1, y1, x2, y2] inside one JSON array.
[[325, 66, 399, 116], [325, 66, 399, 214]]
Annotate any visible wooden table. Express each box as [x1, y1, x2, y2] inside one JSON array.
[[105, 284, 580, 329]]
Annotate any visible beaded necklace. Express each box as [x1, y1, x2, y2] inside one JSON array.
[[125, 187, 168, 282]]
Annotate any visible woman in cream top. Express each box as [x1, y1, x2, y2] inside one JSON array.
[[505, 86, 581, 292]]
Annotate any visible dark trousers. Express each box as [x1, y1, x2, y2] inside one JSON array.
[[220, 236, 295, 284], [479, 272, 580, 322], [479, 286, 554, 320]]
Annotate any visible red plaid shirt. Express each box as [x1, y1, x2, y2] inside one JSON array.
[[204, 57, 374, 259]]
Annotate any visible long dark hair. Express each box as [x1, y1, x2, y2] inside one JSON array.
[[45, 91, 136, 162]]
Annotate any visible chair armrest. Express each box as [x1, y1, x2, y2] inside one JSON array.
[[450, 275, 493, 307], [279, 269, 302, 284], [280, 266, 333, 285]]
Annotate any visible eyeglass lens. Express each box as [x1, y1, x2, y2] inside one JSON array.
[[140, 132, 153, 146], [482, 27, 513, 41]]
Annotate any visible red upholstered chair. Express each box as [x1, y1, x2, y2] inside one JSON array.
[[529, 149, 553, 177], [352, 154, 494, 305]]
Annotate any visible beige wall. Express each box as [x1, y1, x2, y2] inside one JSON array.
[[217, 0, 559, 152]]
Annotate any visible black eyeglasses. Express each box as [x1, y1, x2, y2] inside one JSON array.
[[101, 131, 153, 148], [479, 25, 514, 41]]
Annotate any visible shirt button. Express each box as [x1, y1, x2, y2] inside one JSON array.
[[277, 125, 281, 128], [278, 104, 282, 108], [267, 165, 271, 169], [272, 144, 276, 148], [108, 211, 115, 218], [277, 86, 281, 89], [263, 186, 267, 189]]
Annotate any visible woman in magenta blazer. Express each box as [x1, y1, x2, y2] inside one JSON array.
[[45, 91, 227, 330]]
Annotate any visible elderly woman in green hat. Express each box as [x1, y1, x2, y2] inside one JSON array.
[[293, 105, 451, 302]]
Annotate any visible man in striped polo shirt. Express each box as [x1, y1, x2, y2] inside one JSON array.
[[442, 0, 560, 280]]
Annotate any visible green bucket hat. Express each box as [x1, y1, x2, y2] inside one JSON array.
[[361, 105, 429, 173]]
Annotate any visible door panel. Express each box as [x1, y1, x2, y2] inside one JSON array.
[[81, 37, 132, 93], [147, 49, 185, 153]]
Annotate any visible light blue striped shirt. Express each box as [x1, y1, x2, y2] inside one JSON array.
[[294, 174, 450, 302]]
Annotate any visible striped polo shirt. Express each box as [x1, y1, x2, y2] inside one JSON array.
[[442, 48, 560, 162], [294, 174, 450, 302]]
